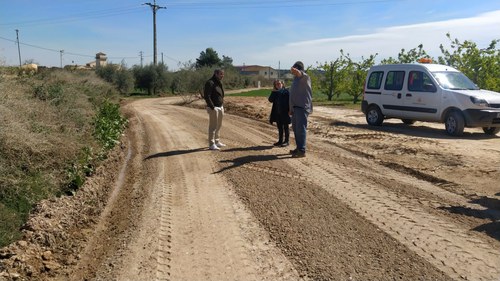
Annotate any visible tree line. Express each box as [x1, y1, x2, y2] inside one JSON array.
[[96, 34, 500, 103], [95, 47, 260, 98], [310, 34, 500, 103]]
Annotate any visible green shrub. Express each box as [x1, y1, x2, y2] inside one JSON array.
[[96, 64, 134, 95], [64, 146, 95, 194], [94, 100, 128, 151], [132, 63, 172, 95]]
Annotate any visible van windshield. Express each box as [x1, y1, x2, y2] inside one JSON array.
[[431, 71, 479, 90]]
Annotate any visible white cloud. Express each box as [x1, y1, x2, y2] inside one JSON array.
[[248, 10, 500, 68]]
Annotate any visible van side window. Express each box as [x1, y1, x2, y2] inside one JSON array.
[[384, 71, 405, 91], [367, 71, 384, 89], [408, 71, 437, 92]]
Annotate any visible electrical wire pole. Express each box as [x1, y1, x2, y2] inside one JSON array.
[[143, 0, 166, 66], [15, 29, 22, 67], [60, 50, 64, 68], [278, 61, 281, 80]]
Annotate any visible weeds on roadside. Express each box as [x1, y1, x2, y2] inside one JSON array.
[[64, 101, 128, 194], [93, 100, 128, 151]]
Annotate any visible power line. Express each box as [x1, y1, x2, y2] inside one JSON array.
[[0, 5, 144, 27], [0, 35, 177, 68], [0, 0, 404, 27], [165, 0, 403, 9], [0, 35, 145, 61]]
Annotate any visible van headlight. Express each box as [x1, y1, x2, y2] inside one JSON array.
[[470, 96, 489, 107]]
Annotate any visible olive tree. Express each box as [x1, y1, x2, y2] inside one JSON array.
[[344, 53, 377, 104], [438, 33, 500, 91], [381, 44, 430, 64], [314, 53, 348, 101], [132, 63, 171, 95]]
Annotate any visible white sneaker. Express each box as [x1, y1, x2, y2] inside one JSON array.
[[215, 142, 226, 147], [209, 144, 220, 150]]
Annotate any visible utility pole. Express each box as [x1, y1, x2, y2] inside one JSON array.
[[278, 61, 280, 80], [60, 50, 64, 68], [140, 51, 144, 67], [143, 0, 166, 66], [15, 29, 22, 67]]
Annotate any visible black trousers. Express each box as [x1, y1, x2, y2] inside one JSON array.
[[276, 121, 290, 143]]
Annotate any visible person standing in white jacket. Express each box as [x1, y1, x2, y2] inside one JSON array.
[[204, 69, 226, 150]]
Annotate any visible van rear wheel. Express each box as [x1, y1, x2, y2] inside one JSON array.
[[445, 111, 465, 136], [366, 106, 384, 126], [482, 127, 500, 135]]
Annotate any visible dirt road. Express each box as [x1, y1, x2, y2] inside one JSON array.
[[2, 95, 499, 280], [71, 95, 500, 281]]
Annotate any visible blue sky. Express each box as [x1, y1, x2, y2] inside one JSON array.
[[1, 0, 499, 70]]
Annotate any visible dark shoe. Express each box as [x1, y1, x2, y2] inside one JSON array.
[[291, 150, 306, 158], [289, 148, 298, 154], [280, 142, 289, 147], [273, 141, 283, 146]]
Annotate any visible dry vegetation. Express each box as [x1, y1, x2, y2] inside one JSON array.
[[0, 69, 121, 247]]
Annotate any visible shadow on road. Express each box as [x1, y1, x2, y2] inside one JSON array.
[[215, 147, 290, 173], [474, 221, 500, 241], [144, 147, 206, 160], [222, 145, 274, 152], [143, 145, 279, 163], [439, 197, 500, 241], [331, 120, 499, 140]]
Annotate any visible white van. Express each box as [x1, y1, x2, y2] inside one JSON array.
[[361, 62, 500, 136]]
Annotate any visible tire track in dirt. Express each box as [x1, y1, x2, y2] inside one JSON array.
[[155, 178, 172, 281], [129, 106, 257, 280], [206, 109, 498, 280], [193, 99, 499, 280], [312, 141, 500, 221], [113, 100, 303, 281], [112, 108, 172, 281], [283, 153, 500, 281], [205, 117, 450, 279], [71, 108, 161, 281]]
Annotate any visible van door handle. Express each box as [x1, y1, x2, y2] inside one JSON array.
[[397, 93, 402, 99], [406, 93, 412, 97]]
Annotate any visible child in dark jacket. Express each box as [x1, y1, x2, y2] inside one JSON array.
[[268, 80, 291, 147]]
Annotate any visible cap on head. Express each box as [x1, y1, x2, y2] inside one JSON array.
[[292, 61, 304, 71]]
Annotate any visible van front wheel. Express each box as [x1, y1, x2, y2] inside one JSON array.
[[445, 111, 465, 136], [482, 127, 500, 135], [366, 106, 384, 126]]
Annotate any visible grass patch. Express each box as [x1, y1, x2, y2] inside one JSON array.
[[229, 89, 271, 97], [229, 89, 363, 110]]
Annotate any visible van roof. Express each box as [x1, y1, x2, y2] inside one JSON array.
[[370, 63, 460, 72]]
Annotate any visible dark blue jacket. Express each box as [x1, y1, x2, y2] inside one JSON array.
[[204, 75, 224, 109], [268, 88, 291, 125]]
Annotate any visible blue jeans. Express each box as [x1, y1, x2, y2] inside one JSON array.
[[291, 107, 309, 151]]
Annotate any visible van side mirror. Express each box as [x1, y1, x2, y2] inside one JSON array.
[[423, 83, 437, 92]]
